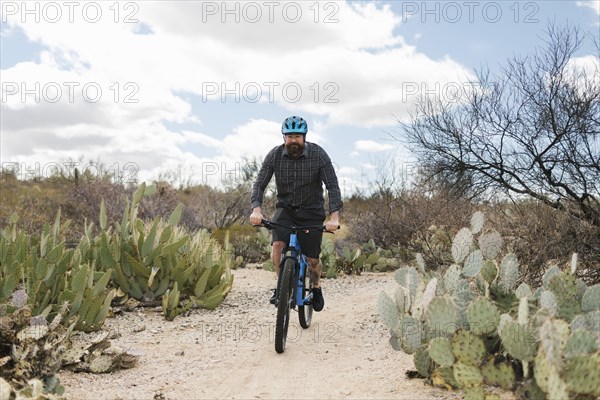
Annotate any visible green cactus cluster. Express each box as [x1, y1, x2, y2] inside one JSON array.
[[0, 210, 115, 332], [88, 184, 234, 316], [335, 245, 381, 275], [378, 211, 600, 399], [1, 183, 233, 395]]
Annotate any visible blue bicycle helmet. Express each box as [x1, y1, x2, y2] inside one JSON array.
[[281, 116, 308, 134]]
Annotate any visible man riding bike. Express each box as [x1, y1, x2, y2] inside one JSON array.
[[249, 116, 343, 311]]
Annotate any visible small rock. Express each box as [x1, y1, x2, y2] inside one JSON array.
[[133, 325, 146, 333], [175, 350, 184, 356]]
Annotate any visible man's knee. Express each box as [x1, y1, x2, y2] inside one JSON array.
[[272, 241, 285, 252], [307, 257, 320, 267]]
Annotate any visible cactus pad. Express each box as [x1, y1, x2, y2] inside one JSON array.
[[452, 228, 473, 264], [470, 211, 485, 234], [463, 386, 485, 400], [410, 280, 426, 319], [415, 253, 426, 274], [498, 253, 519, 293], [89, 354, 117, 373], [424, 296, 459, 339], [11, 289, 28, 309], [489, 283, 518, 313], [540, 291, 558, 317], [398, 316, 423, 354], [565, 354, 600, 396], [421, 278, 438, 314], [518, 296, 529, 325], [481, 359, 515, 390], [463, 250, 484, 278], [533, 350, 551, 393], [480, 260, 497, 285], [542, 265, 560, 289], [453, 362, 483, 388], [378, 291, 399, 332], [498, 319, 537, 362], [539, 318, 569, 371], [394, 286, 407, 315], [431, 366, 459, 389], [394, 267, 420, 300], [428, 337, 455, 367], [443, 264, 462, 294], [478, 230, 503, 260], [454, 279, 476, 326], [413, 344, 434, 378], [467, 297, 500, 335], [581, 284, 600, 312], [564, 329, 597, 358], [548, 272, 581, 322], [514, 379, 546, 400], [515, 282, 533, 299], [451, 329, 486, 366]]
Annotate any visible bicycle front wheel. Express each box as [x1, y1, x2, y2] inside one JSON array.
[[275, 257, 295, 353], [298, 267, 313, 329]]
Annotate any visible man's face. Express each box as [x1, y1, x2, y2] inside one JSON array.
[[284, 134, 305, 156]]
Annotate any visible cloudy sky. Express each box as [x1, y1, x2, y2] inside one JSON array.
[[1, 1, 599, 194]]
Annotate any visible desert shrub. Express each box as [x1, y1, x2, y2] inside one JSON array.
[[344, 186, 474, 269], [211, 224, 270, 264], [489, 201, 600, 285]]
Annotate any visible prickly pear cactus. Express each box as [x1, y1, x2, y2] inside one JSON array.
[[581, 284, 600, 312], [481, 359, 516, 390], [564, 354, 600, 396], [428, 337, 455, 367], [451, 329, 486, 366], [470, 211, 485, 234], [478, 230, 503, 260], [424, 296, 459, 339], [413, 345, 434, 378], [463, 250, 484, 278], [378, 211, 600, 400], [452, 228, 473, 264], [453, 362, 483, 388], [467, 297, 500, 335]]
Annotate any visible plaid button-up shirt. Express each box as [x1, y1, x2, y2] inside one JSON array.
[[251, 142, 343, 213]]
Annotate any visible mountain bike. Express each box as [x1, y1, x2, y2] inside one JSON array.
[[258, 219, 336, 353]]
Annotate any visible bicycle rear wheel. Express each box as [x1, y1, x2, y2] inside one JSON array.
[[275, 258, 295, 353], [298, 267, 313, 329]]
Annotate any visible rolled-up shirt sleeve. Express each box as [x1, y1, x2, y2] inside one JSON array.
[[251, 148, 276, 209], [319, 153, 343, 213]]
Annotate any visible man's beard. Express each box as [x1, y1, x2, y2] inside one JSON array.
[[285, 142, 304, 157]]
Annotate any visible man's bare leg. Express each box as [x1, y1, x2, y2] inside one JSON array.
[[306, 257, 322, 287], [272, 241, 285, 277]]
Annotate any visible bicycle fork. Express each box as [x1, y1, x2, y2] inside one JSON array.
[[297, 255, 313, 306]]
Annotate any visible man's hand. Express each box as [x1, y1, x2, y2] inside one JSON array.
[[325, 211, 340, 232], [249, 207, 264, 226]]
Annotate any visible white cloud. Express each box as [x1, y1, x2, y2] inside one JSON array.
[[576, 1, 600, 15], [338, 166, 358, 175], [354, 140, 395, 153], [0, 1, 474, 185]]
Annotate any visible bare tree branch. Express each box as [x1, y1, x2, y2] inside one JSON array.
[[399, 24, 600, 227]]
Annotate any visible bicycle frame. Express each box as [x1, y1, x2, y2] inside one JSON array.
[[256, 218, 336, 353], [283, 232, 312, 309]]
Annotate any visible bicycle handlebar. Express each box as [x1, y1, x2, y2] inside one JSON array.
[[255, 219, 340, 233]]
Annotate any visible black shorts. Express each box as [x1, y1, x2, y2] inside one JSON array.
[[271, 207, 326, 259]]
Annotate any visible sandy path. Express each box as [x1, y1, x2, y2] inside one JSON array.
[[59, 268, 461, 399]]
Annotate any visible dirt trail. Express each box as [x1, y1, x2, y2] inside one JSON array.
[[59, 268, 462, 399]]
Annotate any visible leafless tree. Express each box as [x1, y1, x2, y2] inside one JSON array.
[[399, 24, 600, 228]]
